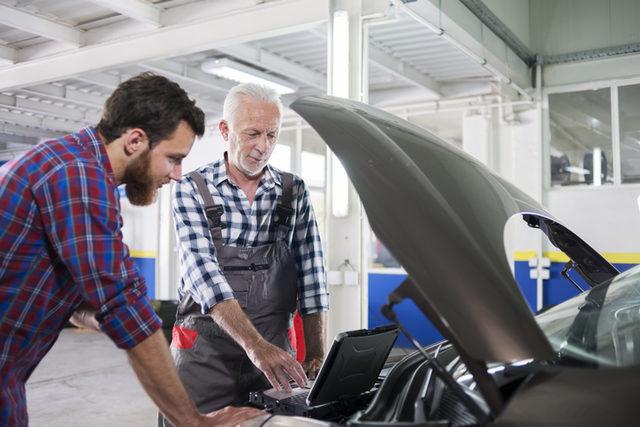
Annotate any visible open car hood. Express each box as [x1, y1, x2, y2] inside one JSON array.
[[291, 96, 618, 414]]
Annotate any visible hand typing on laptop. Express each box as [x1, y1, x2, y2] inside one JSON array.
[[263, 379, 314, 401], [251, 325, 399, 417]]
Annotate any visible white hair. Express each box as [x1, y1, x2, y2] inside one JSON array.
[[222, 82, 283, 125]]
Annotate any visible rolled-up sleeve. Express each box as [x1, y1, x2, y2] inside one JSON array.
[[172, 176, 235, 314], [291, 178, 329, 315], [36, 161, 160, 349]]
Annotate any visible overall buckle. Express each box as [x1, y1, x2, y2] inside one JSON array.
[[205, 205, 226, 229]]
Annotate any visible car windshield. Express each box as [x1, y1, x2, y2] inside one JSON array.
[[536, 264, 640, 367]]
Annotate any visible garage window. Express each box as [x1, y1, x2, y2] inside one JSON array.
[[618, 84, 640, 184], [547, 80, 640, 187], [548, 88, 612, 186]]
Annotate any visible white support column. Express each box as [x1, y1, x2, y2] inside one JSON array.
[[462, 110, 491, 167], [535, 64, 545, 312], [325, 0, 366, 346], [156, 184, 177, 300], [611, 85, 622, 185], [293, 120, 303, 175]]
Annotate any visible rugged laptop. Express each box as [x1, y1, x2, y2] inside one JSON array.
[[250, 325, 399, 418]]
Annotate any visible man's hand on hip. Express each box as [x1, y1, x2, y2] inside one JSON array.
[[246, 339, 307, 392]]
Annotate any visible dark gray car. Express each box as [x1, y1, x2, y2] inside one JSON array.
[[243, 95, 640, 426]]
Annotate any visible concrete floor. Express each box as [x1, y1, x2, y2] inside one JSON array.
[[26, 328, 157, 426]]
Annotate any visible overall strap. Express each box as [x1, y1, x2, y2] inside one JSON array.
[[273, 172, 294, 241], [188, 171, 225, 250]]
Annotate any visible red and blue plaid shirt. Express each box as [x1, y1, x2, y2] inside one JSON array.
[[0, 127, 161, 426]]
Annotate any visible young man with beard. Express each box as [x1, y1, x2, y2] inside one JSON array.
[[166, 83, 329, 421], [0, 73, 262, 427]]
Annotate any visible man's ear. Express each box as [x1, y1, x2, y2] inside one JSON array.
[[123, 128, 149, 156], [219, 120, 229, 141]]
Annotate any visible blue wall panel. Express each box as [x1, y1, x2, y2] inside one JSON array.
[[131, 257, 155, 298], [514, 261, 638, 311], [368, 273, 442, 348], [369, 261, 638, 349]]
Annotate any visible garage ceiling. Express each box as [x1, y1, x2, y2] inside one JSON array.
[[0, 0, 498, 158]]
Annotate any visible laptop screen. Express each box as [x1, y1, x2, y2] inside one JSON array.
[[306, 325, 399, 406]]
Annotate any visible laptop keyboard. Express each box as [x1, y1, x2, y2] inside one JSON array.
[[281, 392, 309, 405]]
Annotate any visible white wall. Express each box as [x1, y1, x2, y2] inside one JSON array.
[[530, 0, 640, 56], [546, 187, 640, 253], [462, 111, 491, 165], [120, 196, 159, 255], [183, 126, 228, 175], [482, 0, 531, 48]]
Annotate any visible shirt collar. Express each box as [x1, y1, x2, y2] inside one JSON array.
[[73, 127, 116, 186], [211, 156, 230, 187]]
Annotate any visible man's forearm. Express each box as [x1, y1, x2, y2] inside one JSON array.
[[210, 299, 307, 390], [302, 311, 326, 358], [126, 330, 203, 427], [209, 299, 265, 349]]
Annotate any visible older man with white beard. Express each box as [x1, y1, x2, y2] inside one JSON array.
[[166, 83, 329, 420]]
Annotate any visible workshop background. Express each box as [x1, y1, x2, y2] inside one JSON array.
[[2, 0, 640, 424]]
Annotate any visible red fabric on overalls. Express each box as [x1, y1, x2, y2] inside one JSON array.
[[172, 326, 198, 350], [289, 311, 306, 362]]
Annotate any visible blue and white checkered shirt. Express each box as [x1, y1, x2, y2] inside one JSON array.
[[172, 157, 329, 315]]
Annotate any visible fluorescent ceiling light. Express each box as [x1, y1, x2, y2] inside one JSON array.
[[201, 57, 296, 95]]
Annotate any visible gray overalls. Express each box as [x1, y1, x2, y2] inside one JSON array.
[[162, 170, 298, 424]]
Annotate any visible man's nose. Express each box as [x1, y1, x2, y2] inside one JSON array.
[[255, 134, 269, 152], [169, 163, 182, 181]]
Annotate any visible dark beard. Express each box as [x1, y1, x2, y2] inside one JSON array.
[[122, 149, 156, 206]]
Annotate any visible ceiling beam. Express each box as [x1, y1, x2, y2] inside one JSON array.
[[160, 0, 260, 27], [0, 93, 99, 122], [0, 0, 327, 91], [0, 4, 83, 46], [544, 54, 640, 88], [138, 60, 234, 95], [73, 72, 124, 90], [307, 27, 440, 96], [17, 1, 261, 61], [86, 0, 161, 27], [0, 110, 81, 133], [0, 123, 58, 140], [0, 44, 16, 64], [216, 44, 326, 90], [368, 45, 441, 98], [73, 67, 221, 113], [398, 0, 531, 97], [20, 85, 107, 109], [0, 132, 40, 145]]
